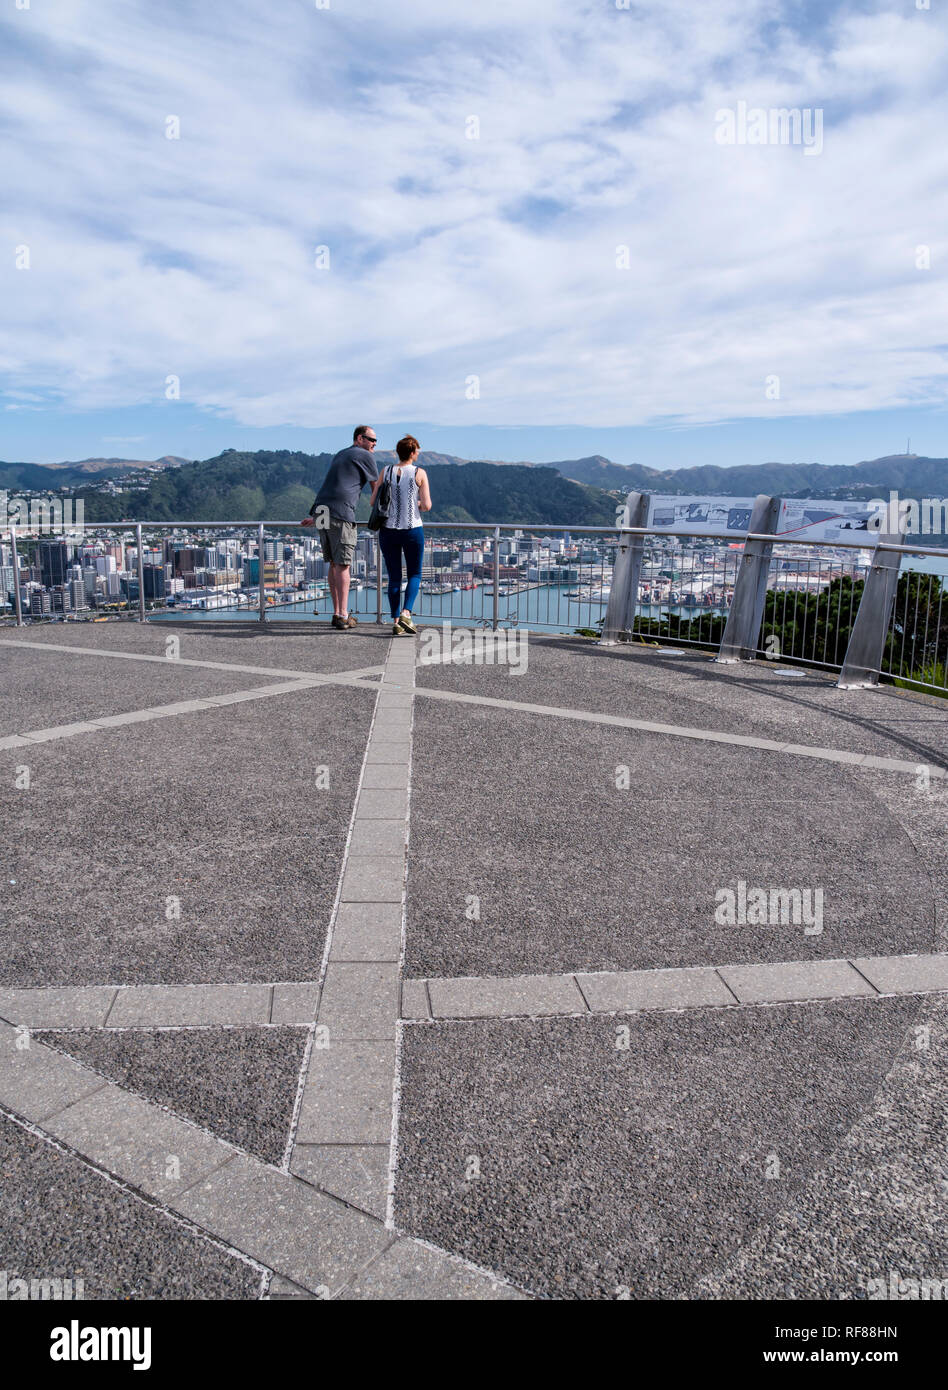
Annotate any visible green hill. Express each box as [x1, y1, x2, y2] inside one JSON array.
[[7, 446, 946, 530], [68, 449, 618, 526]]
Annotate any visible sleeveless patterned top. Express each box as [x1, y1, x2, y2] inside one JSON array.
[[384, 462, 423, 530]]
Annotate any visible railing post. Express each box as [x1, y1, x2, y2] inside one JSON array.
[[9, 525, 23, 626], [600, 491, 648, 644], [376, 535, 383, 624], [837, 530, 905, 688], [258, 522, 267, 624], [135, 523, 146, 622], [492, 526, 500, 631], [715, 494, 780, 662]]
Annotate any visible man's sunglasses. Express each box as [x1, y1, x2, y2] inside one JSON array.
[[361, 435, 377, 444]]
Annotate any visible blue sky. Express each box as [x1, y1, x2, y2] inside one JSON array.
[[2, 0, 947, 469]]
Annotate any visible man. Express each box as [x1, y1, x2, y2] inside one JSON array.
[[302, 426, 379, 629]]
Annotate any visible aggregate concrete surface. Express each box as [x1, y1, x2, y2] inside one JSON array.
[[396, 996, 922, 1299], [416, 635, 948, 770], [0, 684, 373, 986], [0, 1113, 261, 1299], [405, 702, 933, 978], [38, 1027, 307, 1165], [2, 620, 945, 1301]]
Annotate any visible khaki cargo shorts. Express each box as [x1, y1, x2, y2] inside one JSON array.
[[319, 515, 357, 567]]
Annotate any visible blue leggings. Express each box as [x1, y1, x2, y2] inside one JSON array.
[[378, 526, 424, 619]]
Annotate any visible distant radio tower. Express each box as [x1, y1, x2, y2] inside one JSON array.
[[906, 437, 911, 454]]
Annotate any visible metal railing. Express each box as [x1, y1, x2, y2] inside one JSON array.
[[3, 513, 947, 695]]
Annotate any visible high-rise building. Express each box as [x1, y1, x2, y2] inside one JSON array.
[[142, 565, 167, 600], [174, 547, 207, 574], [39, 541, 72, 588]]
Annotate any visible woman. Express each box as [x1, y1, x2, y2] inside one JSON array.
[[370, 434, 432, 636]]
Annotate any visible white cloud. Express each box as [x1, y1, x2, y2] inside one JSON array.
[[1, 0, 946, 428]]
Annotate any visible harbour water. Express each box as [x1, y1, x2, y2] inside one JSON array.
[[148, 554, 946, 633], [149, 583, 722, 633]]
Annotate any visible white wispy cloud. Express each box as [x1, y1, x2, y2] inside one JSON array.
[[1, 0, 946, 428]]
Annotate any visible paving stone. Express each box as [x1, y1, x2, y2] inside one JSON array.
[[271, 982, 320, 1025], [372, 726, 413, 749], [427, 974, 586, 1018], [295, 1040, 396, 1144], [267, 1274, 320, 1300], [317, 964, 399, 1038], [861, 755, 930, 774], [0, 985, 116, 1029], [202, 690, 283, 708], [400, 980, 430, 1019], [106, 983, 272, 1027], [360, 764, 410, 790], [291, 1143, 390, 1218], [717, 959, 875, 1004], [331, 903, 403, 962], [339, 1238, 528, 1300], [779, 744, 867, 765], [366, 742, 411, 764], [20, 722, 101, 742], [348, 819, 406, 856], [355, 788, 410, 819], [43, 1082, 234, 1199], [172, 1153, 387, 1296], [0, 1023, 105, 1122], [87, 709, 168, 726], [142, 701, 217, 718], [852, 953, 948, 995], [340, 855, 404, 904], [575, 966, 735, 1014]]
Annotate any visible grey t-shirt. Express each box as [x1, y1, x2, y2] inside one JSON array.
[[311, 446, 379, 524]]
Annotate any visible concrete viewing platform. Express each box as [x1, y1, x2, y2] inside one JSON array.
[[0, 620, 946, 1300]]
